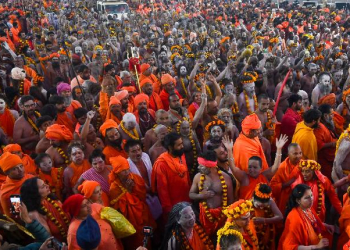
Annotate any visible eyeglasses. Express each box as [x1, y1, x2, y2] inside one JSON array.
[[24, 103, 36, 108]]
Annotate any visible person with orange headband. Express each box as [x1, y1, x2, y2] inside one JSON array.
[[45, 124, 73, 169], [109, 156, 156, 250], [139, 63, 161, 94], [0, 152, 33, 217], [292, 109, 322, 161], [140, 78, 164, 111], [278, 184, 332, 250], [270, 143, 302, 215], [233, 113, 270, 172], [159, 73, 182, 111], [78, 180, 109, 206], [222, 199, 259, 250], [225, 133, 287, 200], [63, 142, 91, 198], [3, 144, 37, 175], [99, 119, 127, 165], [133, 93, 156, 136], [291, 159, 342, 222], [250, 183, 283, 250], [189, 150, 234, 237], [63, 194, 123, 250]]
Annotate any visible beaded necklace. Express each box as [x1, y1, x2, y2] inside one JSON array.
[[316, 180, 323, 216], [120, 121, 140, 140], [198, 168, 228, 222], [244, 225, 260, 250], [231, 101, 239, 115], [244, 90, 257, 115], [18, 80, 24, 96], [24, 111, 41, 134], [56, 147, 70, 165]]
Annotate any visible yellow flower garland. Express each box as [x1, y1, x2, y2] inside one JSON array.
[[26, 111, 41, 134], [120, 121, 140, 140], [232, 102, 239, 115], [217, 227, 244, 247], [199, 169, 228, 222], [56, 147, 70, 165], [336, 125, 350, 155], [180, 76, 189, 97], [244, 90, 258, 115], [254, 183, 272, 200]]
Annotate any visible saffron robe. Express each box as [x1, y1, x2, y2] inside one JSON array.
[[292, 122, 318, 161], [67, 160, 91, 188], [239, 174, 268, 200]]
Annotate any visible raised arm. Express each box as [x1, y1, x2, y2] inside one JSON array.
[[192, 79, 207, 129], [80, 110, 95, 143], [263, 134, 288, 180], [207, 73, 222, 104]]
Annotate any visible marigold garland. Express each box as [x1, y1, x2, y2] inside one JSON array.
[[120, 121, 140, 140], [18, 80, 24, 96], [244, 90, 258, 115], [217, 227, 244, 247], [299, 160, 321, 171], [232, 101, 239, 115], [199, 169, 228, 222], [252, 205, 274, 250], [316, 180, 323, 216], [180, 76, 189, 97], [205, 120, 225, 132], [56, 147, 70, 165], [254, 183, 272, 200]]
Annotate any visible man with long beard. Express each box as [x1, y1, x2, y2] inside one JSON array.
[[49, 95, 75, 133], [57, 82, 82, 117]]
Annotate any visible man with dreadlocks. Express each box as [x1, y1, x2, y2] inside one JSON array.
[[189, 150, 234, 237], [160, 202, 214, 250]]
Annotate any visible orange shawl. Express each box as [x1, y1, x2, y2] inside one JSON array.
[[68, 160, 91, 188], [103, 145, 127, 165], [148, 92, 164, 111], [239, 174, 268, 200], [55, 112, 75, 133], [0, 108, 15, 138], [39, 168, 64, 201], [22, 154, 37, 175]]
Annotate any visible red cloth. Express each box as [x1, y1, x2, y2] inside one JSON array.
[[148, 92, 164, 111], [103, 145, 127, 165], [0, 108, 15, 138], [159, 89, 182, 111], [55, 113, 75, 134], [280, 108, 303, 148], [151, 152, 191, 218], [62, 194, 84, 217]]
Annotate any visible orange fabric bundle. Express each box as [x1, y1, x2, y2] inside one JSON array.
[[318, 93, 336, 106], [140, 64, 150, 73], [140, 79, 151, 88], [45, 124, 73, 141], [3, 144, 21, 153], [99, 119, 119, 137], [114, 90, 128, 101], [241, 113, 262, 135], [0, 152, 22, 172], [109, 96, 121, 107]]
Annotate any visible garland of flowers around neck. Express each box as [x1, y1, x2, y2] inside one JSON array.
[[18, 80, 24, 96], [120, 121, 140, 140], [176, 118, 197, 177], [244, 90, 258, 115], [180, 76, 189, 97], [56, 147, 70, 165], [42, 197, 70, 239], [244, 225, 260, 250], [24, 111, 41, 134], [172, 223, 214, 250], [198, 168, 227, 222], [232, 101, 239, 115]]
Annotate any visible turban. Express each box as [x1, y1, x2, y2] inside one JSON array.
[[49, 53, 60, 59], [134, 93, 149, 108], [57, 82, 71, 95], [161, 74, 175, 85], [0, 152, 23, 173], [3, 144, 22, 153], [109, 156, 130, 183], [45, 124, 73, 141], [77, 215, 101, 249], [140, 63, 150, 74], [121, 86, 136, 93], [318, 93, 336, 106], [219, 37, 230, 44], [62, 194, 85, 218], [164, 31, 172, 37], [11, 67, 26, 80], [109, 96, 121, 107], [114, 90, 128, 101], [241, 113, 261, 135], [343, 88, 350, 103], [140, 79, 152, 88], [78, 181, 100, 199], [99, 119, 118, 137]]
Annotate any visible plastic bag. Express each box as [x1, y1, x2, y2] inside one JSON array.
[[100, 206, 136, 239]]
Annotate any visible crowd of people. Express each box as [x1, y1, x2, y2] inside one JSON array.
[[2, 0, 350, 249]]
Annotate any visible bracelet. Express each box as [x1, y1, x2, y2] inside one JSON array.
[[276, 153, 282, 156], [228, 157, 234, 162]]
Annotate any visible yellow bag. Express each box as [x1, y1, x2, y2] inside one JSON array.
[[100, 206, 136, 239]]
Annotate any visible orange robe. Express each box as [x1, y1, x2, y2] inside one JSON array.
[[99, 92, 124, 123], [233, 133, 269, 172], [189, 224, 209, 250], [339, 194, 350, 249], [68, 160, 91, 188], [0, 174, 33, 216], [23, 65, 38, 81], [148, 92, 164, 111], [39, 168, 64, 201], [270, 157, 300, 215], [239, 174, 268, 200], [278, 207, 330, 250], [0, 36, 15, 51], [109, 173, 156, 250], [22, 154, 37, 175], [55, 112, 75, 133], [292, 122, 318, 161], [42, 198, 70, 242], [199, 203, 225, 237], [313, 123, 337, 179], [65, 100, 82, 118], [291, 172, 342, 222], [103, 145, 127, 165], [0, 108, 15, 139], [139, 74, 161, 93], [242, 220, 259, 250], [253, 206, 276, 250], [151, 152, 191, 218], [67, 203, 123, 250]]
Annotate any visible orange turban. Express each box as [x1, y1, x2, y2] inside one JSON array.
[[99, 119, 118, 137], [241, 113, 261, 135], [343, 88, 350, 103], [219, 37, 230, 44], [318, 93, 336, 106], [121, 86, 136, 93], [109, 156, 130, 183], [45, 124, 73, 141], [3, 144, 22, 153], [0, 152, 23, 173], [140, 79, 152, 88], [109, 96, 121, 107], [161, 74, 175, 85], [164, 31, 172, 37], [134, 93, 149, 108], [141, 64, 151, 74], [78, 180, 100, 199], [114, 90, 128, 101]]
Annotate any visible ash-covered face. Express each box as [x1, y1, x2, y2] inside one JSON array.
[[180, 66, 187, 75], [75, 46, 82, 55], [210, 125, 223, 141], [167, 38, 174, 47], [178, 38, 185, 46], [319, 74, 332, 94], [243, 82, 255, 98], [333, 71, 343, 85], [82, 42, 88, 50]]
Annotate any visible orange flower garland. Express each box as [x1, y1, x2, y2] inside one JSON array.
[[244, 90, 258, 115], [56, 147, 70, 165], [180, 76, 189, 97], [120, 121, 140, 140]]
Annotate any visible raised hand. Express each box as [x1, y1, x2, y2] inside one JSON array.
[[87, 110, 95, 120], [276, 134, 288, 150], [222, 135, 233, 151]]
